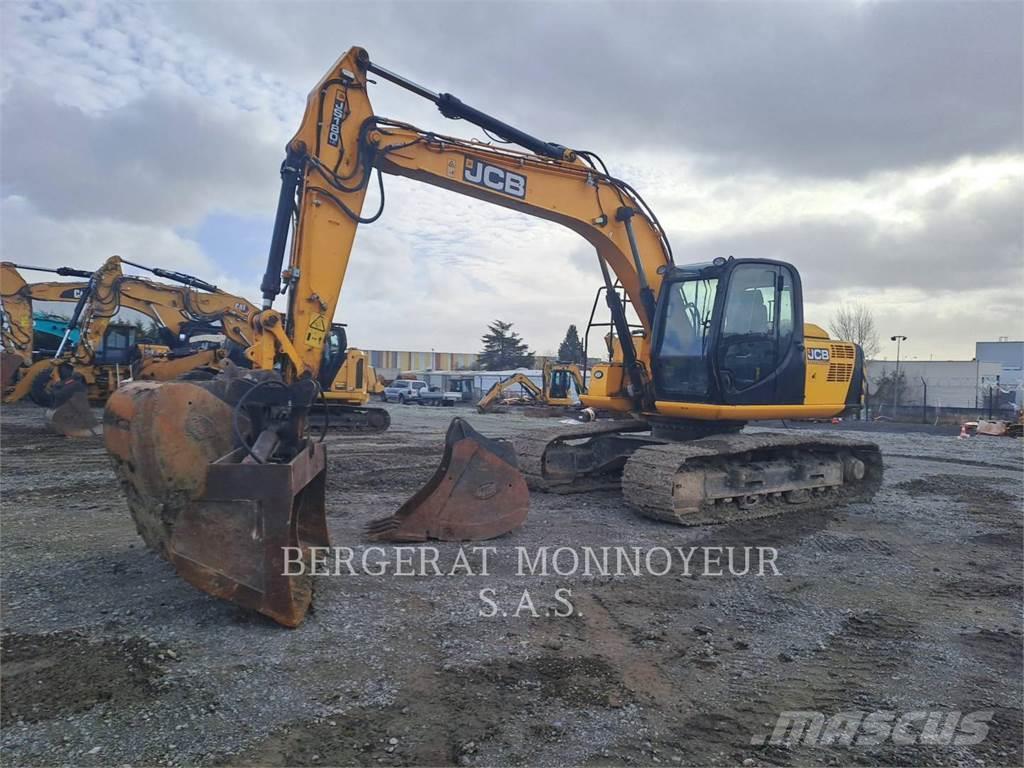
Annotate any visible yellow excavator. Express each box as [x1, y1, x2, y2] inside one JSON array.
[[3, 256, 253, 435], [476, 361, 586, 414], [3, 257, 390, 434], [1, 262, 92, 387], [103, 47, 881, 626]]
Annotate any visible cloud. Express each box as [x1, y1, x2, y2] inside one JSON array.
[[671, 169, 1023, 358], [672, 169, 1023, 294], [0, 197, 253, 300], [167, 1, 1023, 178], [337, 182, 601, 352], [0, 86, 282, 227]]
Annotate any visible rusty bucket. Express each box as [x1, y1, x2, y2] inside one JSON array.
[[105, 380, 330, 627], [366, 418, 529, 542], [167, 441, 329, 627]]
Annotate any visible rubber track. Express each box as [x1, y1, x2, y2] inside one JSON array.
[[622, 431, 884, 526]]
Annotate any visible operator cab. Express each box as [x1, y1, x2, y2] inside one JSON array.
[[651, 258, 805, 406], [548, 369, 572, 399], [94, 323, 139, 365], [318, 323, 348, 390], [546, 365, 585, 402]]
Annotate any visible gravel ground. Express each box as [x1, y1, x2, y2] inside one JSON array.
[[1, 401, 1021, 767]]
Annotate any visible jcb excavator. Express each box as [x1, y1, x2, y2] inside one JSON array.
[[104, 47, 881, 627], [476, 361, 586, 414], [3, 258, 390, 434]]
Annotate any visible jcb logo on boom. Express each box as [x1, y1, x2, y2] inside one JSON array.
[[807, 348, 831, 363], [327, 95, 346, 148], [463, 158, 526, 199]]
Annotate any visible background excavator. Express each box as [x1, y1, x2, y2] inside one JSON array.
[[103, 47, 881, 627], [3, 257, 389, 434], [476, 361, 586, 414], [3, 256, 253, 435], [1, 262, 91, 387]]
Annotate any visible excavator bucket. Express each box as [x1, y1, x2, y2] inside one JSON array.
[[104, 380, 329, 627], [166, 441, 329, 627], [45, 379, 101, 437], [366, 417, 529, 542]]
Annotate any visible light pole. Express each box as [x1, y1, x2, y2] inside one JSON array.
[[890, 335, 907, 409]]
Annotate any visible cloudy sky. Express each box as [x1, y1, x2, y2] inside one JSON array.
[[2, 1, 1021, 360]]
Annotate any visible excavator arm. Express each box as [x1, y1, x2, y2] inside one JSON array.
[[1, 263, 92, 372], [252, 47, 671, 414], [476, 373, 544, 413], [76, 256, 259, 353], [3, 256, 262, 421]]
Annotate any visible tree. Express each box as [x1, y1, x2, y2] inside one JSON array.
[[872, 369, 908, 410], [557, 324, 586, 364], [828, 302, 880, 360], [478, 320, 534, 370]]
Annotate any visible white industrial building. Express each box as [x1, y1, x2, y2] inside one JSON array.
[[866, 359, 1003, 408], [866, 340, 1023, 411]]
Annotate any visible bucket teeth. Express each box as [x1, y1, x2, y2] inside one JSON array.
[[365, 417, 529, 542]]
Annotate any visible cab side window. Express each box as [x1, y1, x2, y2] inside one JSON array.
[[718, 265, 793, 392]]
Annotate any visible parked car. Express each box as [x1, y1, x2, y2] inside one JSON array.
[[382, 379, 428, 404], [417, 387, 462, 407]]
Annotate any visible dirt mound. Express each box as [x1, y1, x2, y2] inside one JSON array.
[[0, 630, 165, 725]]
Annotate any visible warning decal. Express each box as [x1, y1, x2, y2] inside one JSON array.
[[305, 314, 327, 346]]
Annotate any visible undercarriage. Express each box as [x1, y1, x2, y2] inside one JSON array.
[[310, 402, 391, 433], [515, 419, 883, 525]]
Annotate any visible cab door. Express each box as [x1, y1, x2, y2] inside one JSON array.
[[713, 262, 804, 406], [318, 324, 347, 390]]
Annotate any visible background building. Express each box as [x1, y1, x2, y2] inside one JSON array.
[[365, 350, 602, 382], [866, 360, 1003, 409], [866, 339, 1022, 421], [975, 340, 1024, 391], [365, 350, 479, 380]]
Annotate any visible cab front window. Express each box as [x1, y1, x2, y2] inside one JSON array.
[[653, 277, 719, 397]]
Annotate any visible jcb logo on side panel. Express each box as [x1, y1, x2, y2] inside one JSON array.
[[807, 348, 831, 363], [463, 158, 526, 199]]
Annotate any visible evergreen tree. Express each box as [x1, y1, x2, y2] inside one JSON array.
[[872, 369, 908, 409], [478, 320, 534, 370], [557, 324, 586, 364]]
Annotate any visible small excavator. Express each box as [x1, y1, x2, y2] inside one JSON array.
[[103, 47, 882, 627], [2, 257, 390, 434], [476, 361, 586, 414]]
